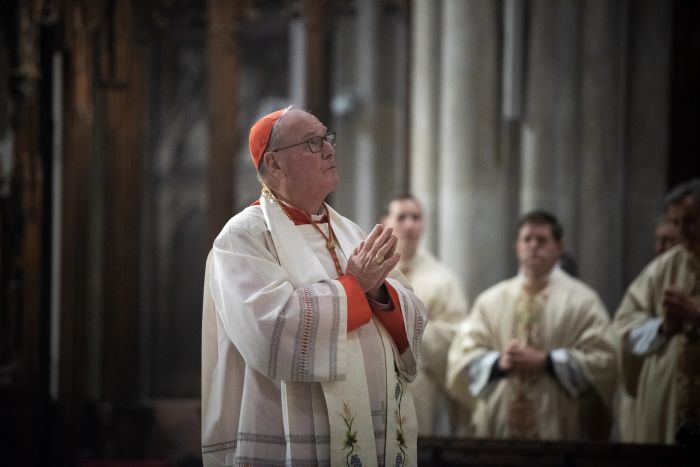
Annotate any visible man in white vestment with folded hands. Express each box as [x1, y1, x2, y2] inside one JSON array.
[[447, 211, 617, 441], [201, 107, 426, 467], [613, 179, 700, 446]]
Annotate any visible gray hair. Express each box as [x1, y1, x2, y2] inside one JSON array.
[[257, 105, 295, 184], [664, 178, 700, 209]]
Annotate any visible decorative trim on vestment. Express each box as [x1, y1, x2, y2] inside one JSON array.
[[392, 362, 408, 467], [293, 286, 319, 381], [322, 331, 377, 467], [508, 289, 548, 439], [202, 439, 237, 454], [268, 300, 286, 379], [339, 402, 363, 467], [676, 256, 700, 445], [379, 317, 417, 467]]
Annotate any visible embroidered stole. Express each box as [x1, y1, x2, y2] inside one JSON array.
[[508, 287, 547, 439], [677, 254, 700, 443], [259, 196, 417, 467]]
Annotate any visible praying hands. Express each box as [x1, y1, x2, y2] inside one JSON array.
[[346, 224, 400, 301], [498, 339, 548, 373], [662, 286, 700, 333]]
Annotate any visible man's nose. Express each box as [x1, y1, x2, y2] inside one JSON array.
[[322, 143, 335, 159]]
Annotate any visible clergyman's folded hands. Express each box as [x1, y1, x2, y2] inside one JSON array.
[[346, 224, 400, 301]]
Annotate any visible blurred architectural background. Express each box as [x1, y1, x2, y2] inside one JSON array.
[[0, 0, 698, 465]]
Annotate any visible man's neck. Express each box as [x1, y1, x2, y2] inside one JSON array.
[[268, 185, 324, 215], [397, 244, 417, 263], [520, 269, 551, 294]]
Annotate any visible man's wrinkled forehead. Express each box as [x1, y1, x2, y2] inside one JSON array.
[[280, 110, 324, 136]]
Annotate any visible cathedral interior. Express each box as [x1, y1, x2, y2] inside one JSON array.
[[1, 0, 699, 466]]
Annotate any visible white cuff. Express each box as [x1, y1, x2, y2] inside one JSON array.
[[466, 350, 500, 397], [550, 348, 590, 398], [627, 317, 668, 356]]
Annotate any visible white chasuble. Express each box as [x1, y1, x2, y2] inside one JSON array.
[[613, 244, 700, 444], [202, 196, 424, 467], [447, 269, 617, 441], [398, 250, 471, 437]]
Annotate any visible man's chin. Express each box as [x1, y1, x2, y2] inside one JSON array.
[[522, 263, 552, 277]]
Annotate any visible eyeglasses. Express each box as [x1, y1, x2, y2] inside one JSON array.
[[271, 132, 336, 154]]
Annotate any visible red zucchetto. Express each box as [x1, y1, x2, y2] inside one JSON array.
[[248, 108, 288, 168]]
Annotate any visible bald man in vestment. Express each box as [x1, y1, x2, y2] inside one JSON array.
[[201, 108, 426, 467]]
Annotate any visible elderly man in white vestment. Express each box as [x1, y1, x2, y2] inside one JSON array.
[[201, 107, 426, 467], [381, 194, 471, 437], [613, 179, 700, 446], [446, 211, 617, 440]]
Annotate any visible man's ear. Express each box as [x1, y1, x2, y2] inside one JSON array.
[[262, 151, 283, 176]]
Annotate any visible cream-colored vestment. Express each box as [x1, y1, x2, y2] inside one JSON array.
[[398, 249, 471, 436], [202, 198, 426, 466], [447, 268, 616, 440], [613, 244, 700, 444]]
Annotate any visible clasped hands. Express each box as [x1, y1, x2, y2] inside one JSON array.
[[498, 339, 548, 373], [345, 224, 400, 302], [661, 286, 700, 336]]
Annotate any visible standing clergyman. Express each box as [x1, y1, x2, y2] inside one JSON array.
[[447, 211, 616, 440], [201, 107, 426, 466], [613, 179, 700, 445], [382, 193, 471, 436]]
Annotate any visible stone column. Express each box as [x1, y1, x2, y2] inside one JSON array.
[[410, 0, 441, 252], [304, 0, 332, 124], [330, 14, 359, 217], [520, 0, 581, 253], [335, 2, 403, 230], [439, 0, 510, 300], [354, 0, 381, 229], [577, 0, 626, 309], [289, 17, 306, 107], [389, 7, 409, 193], [622, 0, 671, 284]]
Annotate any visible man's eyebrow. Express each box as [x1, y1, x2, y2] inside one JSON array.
[[299, 127, 324, 139], [305, 125, 328, 137]]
